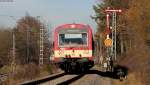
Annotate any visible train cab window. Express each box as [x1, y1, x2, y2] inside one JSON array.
[[59, 33, 87, 47]]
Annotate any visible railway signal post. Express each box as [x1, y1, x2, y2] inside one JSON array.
[[105, 8, 122, 61], [104, 8, 122, 71]]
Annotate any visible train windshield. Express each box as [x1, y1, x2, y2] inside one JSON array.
[[59, 33, 87, 47]]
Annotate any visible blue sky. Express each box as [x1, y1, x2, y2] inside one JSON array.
[[0, 0, 98, 31]]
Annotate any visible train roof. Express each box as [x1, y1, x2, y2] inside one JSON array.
[[54, 23, 92, 32]]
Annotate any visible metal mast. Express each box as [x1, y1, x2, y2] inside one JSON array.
[[12, 30, 16, 74], [105, 9, 122, 61], [26, 26, 30, 63], [112, 12, 117, 61], [39, 24, 44, 66]]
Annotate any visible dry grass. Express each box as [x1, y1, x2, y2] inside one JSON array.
[[112, 72, 142, 85], [118, 45, 150, 85], [2, 63, 59, 85]]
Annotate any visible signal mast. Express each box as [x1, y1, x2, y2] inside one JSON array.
[[104, 7, 122, 71]]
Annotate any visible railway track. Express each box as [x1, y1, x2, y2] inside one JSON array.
[[21, 72, 86, 85], [21, 72, 66, 85], [21, 66, 117, 85], [41, 73, 85, 85], [22, 70, 112, 85]]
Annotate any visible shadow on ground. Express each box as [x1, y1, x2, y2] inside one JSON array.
[[58, 65, 128, 85], [69, 65, 128, 80], [87, 65, 128, 80]]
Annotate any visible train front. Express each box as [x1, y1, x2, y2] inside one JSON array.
[[53, 24, 94, 73]]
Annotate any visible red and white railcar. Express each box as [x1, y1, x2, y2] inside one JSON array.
[[53, 23, 94, 72]]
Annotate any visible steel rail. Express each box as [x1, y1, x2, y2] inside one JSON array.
[[20, 72, 66, 85]]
